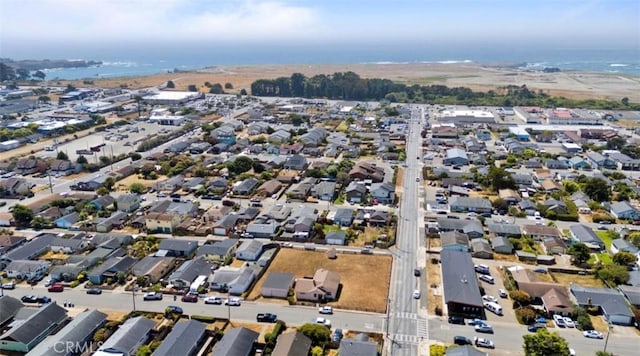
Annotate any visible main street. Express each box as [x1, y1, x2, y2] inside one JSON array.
[[386, 106, 428, 355]]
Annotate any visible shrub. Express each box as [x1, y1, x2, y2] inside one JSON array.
[[574, 307, 594, 331], [509, 290, 531, 307], [515, 306, 538, 325], [434, 306, 443, 316], [191, 315, 217, 322]]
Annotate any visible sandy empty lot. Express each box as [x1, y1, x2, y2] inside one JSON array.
[[250, 249, 392, 313], [57, 62, 640, 102]]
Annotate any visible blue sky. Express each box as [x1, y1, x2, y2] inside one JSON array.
[[1, 0, 639, 56]]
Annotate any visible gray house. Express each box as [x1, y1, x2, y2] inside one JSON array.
[[491, 236, 514, 254], [440, 231, 469, 252], [232, 178, 259, 195], [168, 257, 213, 290], [96, 316, 155, 355], [283, 154, 307, 171], [236, 240, 265, 261], [272, 331, 312, 356], [212, 327, 258, 356], [0, 302, 69, 353], [326, 231, 347, 245], [338, 334, 378, 356], [569, 224, 605, 250], [157, 239, 198, 258], [333, 208, 354, 227], [261, 272, 295, 299], [27, 309, 107, 356], [152, 320, 206, 356], [470, 239, 494, 259], [449, 197, 492, 213], [443, 148, 468, 166], [570, 285, 634, 325], [197, 239, 238, 262]]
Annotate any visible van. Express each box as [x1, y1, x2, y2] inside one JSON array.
[[578, 207, 591, 214], [479, 275, 495, 284], [484, 301, 503, 315]]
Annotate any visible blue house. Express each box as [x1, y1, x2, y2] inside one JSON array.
[[212, 126, 236, 145], [54, 212, 80, 229], [610, 201, 640, 220], [333, 208, 354, 227], [89, 195, 115, 210]]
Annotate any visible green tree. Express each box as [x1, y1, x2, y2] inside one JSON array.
[[136, 345, 152, 356], [596, 264, 629, 285], [129, 182, 146, 194], [224, 82, 233, 89], [629, 232, 640, 249], [11, 204, 34, 227], [491, 198, 509, 212], [76, 155, 88, 165], [56, 151, 69, 160], [522, 329, 570, 356], [251, 161, 265, 173], [583, 178, 611, 202], [30, 216, 50, 230], [297, 323, 331, 346], [208, 83, 224, 94], [33, 70, 46, 81], [487, 166, 517, 191], [509, 290, 531, 307], [166, 80, 175, 88], [38, 95, 51, 103], [130, 152, 142, 161], [187, 84, 197, 92], [621, 97, 629, 106], [240, 88, 248, 96], [613, 251, 637, 266], [227, 156, 253, 174], [574, 307, 593, 331], [101, 177, 115, 192], [567, 242, 591, 265]]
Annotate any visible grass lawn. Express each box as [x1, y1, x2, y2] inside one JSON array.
[[322, 224, 343, 234], [595, 231, 615, 250], [550, 272, 604, 288], [335, 120, 349, 132], [249, 249, 392, 313], [587, 252, 614, 265]]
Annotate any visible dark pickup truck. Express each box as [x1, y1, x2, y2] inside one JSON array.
[[256, 313, 278, 323]]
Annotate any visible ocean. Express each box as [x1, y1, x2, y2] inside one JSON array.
[[36, 45, 640, 80]]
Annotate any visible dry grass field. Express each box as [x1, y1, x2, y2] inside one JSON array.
[[249, 249, 392, 313], [426, 253, 443, 313], [550, 272, 604, 288]]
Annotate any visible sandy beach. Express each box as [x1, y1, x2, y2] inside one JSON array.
[[62, 63, 640, 102]]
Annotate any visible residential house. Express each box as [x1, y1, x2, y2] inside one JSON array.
[[157, 175, 185, 192], [345, 182, 367, 203], [152, 320, 206, 356], [511, 173, 534, 186], [232, 178, 259, 196], [236, 240, 265, 261], [212, 214, 240, 236], [268, 129, 291, 144], [14, 158, 40, 175], [1, 233, 54, 262], [326, 231, 347, 245], [338, 334, 378, 356], [348, 162, 385, 182], [95, 316, 155, 356], [49, 159, 76, 176], [5, 260, 49, 279], [157, 239, 198, 258], [540, 179, 561, 192], [611, 238, 639, 255], [610, 201, 640, 220], [443, 148, 468, 166], [449, 197, 492, 213], [522, 225, 562, 241], [245, 221, 279, 238], [299, 128, 328, 146], [89, 195, 115, 210], [197, 239, 238, 262], [333, 208, 354, 227], [212, 327, 258, 356], [283, 154, 307, 171], [370, 182, 395, 204], [87, 255, 137, 284], [295, 269, 341, 302], [492, 236, 514, 254], [208, 177, 229, 193], [132, 256, 176, 284], [255, 179, 282, 198], [569, 224, 605, 250], [311, 181, 337, 201], [470, 239, 494, 259], [570, 285, 635, 325], [208, 266, 256, 295], [90, 233, 133, 250], [0, 178, 32, 198], [211, 126, 236, 145], [288, 178, 316, 200], [0, 296, 23, 327], [0, 302, 68, 353], [436, 218, 484, 239], [272, 331, 312, 356], [95, 211, 127, 233], [26, 309, 107, 356], [441, 250, 485, 319], [0, 235, 26, 254], [487, 223, 522, 238], [368, 210, 390, 226], [569, 156, 590, 170], [116, 194, 141, 213], [586, 151, 617, 170], [542, 236, 567, 255], [546, 159, 569, 169], [168, 257, 213, 290], [261, 272, 295, 299], [54, 212, 81, 229], [145, 212, 181, 234], [440, 231, 470, 252], [498, 189, 521, 204]]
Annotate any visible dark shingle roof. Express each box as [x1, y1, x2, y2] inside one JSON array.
[[262, 272, 295, 291], [0, 302, 68, 345], [30, 309, 107, 356], [441, 250, 483, 307], [272, 331, 312, 356], [152, 320, 206, 356], [0, 296, 24, 325], [212, 327, 258, 356], [98, 316, 155, 354]]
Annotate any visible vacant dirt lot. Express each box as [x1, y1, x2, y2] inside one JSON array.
[[250, 249, 392, 313]]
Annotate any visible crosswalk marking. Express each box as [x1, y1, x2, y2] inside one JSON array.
[[391, 334, 420, 344], [395, 312, 418, 319], [417, 319, 429, 339]]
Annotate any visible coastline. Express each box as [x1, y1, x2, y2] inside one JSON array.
[[57, 62, 640, 102]]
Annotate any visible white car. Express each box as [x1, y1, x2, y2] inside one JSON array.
[[563, 317, 575, 328], [225, 297, 241, 306], [553, 314, 565, 327], [583, 330, 604, 339], [474, 337, 495, 349], [204, 296, 222, 305], [413, 290, 421, 299], [482, 295, 498, 303], [318, 306, 333, 314], [315, 317, 331, 327], [498, 289, 508, 298], [143, 292, 163, 301]]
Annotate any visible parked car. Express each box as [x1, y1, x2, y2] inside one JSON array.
[[412, 290, 421, 299], [414, 268, 421, 277], [527, 323, 547, 332], [453, 336, 473, 345], [143, 292, 163, 301], [21, 295, 51, 304], [563, 317, 575, 328], [474, 264, 491, 275], [256, 313, 278, 323], [225, 297, 241, 306], [44, 278, 55, 287], [47, 284, 64, 292], [448, 315, 465, 325], [475, 324, 494, 334], [479, 275, 495, 284], [1, 281, 16, 289], [498, 289, 508, 298], [468, 319, 487, 326], [315, 317, 331, 327], [165, 305, 183, 315], [181, 293, 198, 303], [86, 288, 102, 295], [332, 328, 344, 343], [553, 314, 566, 327], [482, 295, 498, 303], [474, 337, 495, 349], [319, 306, 333, 314], [533, 268, 548, 274], [204, 296, 222, 305], [583, 330, 604, 339]]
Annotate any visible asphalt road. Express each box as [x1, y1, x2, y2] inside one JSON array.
[[386, 106, 427, 356], [1, 285, 385, 334]]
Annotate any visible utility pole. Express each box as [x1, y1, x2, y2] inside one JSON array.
[[603, 323, 612, 354], [48, 171, 54, 194], [131, 283, 136, 311]]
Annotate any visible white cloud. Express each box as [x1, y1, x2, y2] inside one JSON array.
[[1, 0, 325, 42]]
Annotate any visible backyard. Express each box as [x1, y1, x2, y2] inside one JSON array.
[[248, 249, 392, 313]]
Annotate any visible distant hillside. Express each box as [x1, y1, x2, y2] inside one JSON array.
[[0, 58, 102, 71]]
